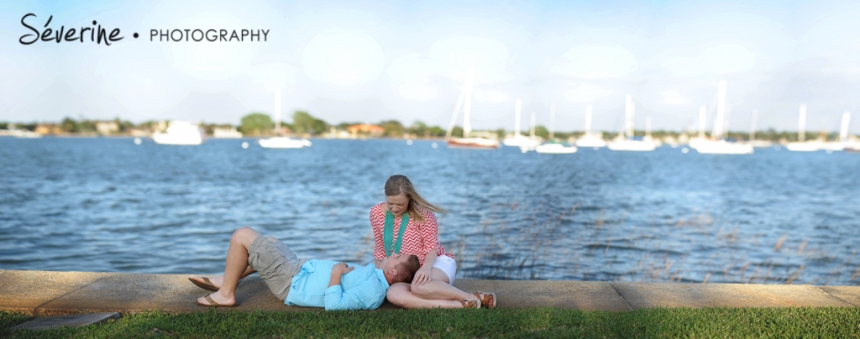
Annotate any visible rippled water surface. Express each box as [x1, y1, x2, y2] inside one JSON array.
[[2, 137, 859, 284]]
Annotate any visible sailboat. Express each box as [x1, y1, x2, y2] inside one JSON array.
[[687, 106, 709, 149], [153, 121, 206, 145], [519, 111, 541, 152], [445, 69, 500, 149], [785, 104, 822, 152], [607, 94, 656, 152], [535, 102, 578, 154], [693, 81, 753, 154], [747, 110, 773, 148], [825, 112, 852, 152], [259, 88, 312, 149], [502, 99, 538, 148], [575, 105, 607, 148]]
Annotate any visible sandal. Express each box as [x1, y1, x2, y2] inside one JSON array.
[[458, 298, 481, 309], [188, 277, 219, 291], [473, 292, 497, 309], [188, 277, 244, 292], [195, 294, 237, 307]]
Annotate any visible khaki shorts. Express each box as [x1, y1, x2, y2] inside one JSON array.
[[248, 234, 307, 301]]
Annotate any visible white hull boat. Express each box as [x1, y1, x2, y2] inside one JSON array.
[[447, 137, 499, 149], [535, 143, 577, 154], [607, 95, 656, 152], [695, 140, 753, 154], [153, 121, 205, 146], [503, 134, 540, 148], [259, 137, 312, 149], [607, 139, 657, 152], [575, 134, 606, 148], [785, 141, 823, 152]]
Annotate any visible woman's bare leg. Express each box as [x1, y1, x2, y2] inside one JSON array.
[[386, 268, 478, 309]]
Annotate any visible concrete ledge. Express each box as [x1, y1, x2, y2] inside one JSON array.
[[1, 270, 858, 316], [611, 282, 855, 309]]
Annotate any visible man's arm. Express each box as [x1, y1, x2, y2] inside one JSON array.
[[324, 266, 386, 311], [328, 263, 354, 288]]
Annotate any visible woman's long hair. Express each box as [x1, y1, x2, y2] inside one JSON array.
[[384, 174, 446, 222]]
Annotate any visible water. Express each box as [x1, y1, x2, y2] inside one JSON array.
[[1, 137, 859, 285]]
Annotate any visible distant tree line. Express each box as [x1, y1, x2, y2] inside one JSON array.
[[1, 115, 851, 142]]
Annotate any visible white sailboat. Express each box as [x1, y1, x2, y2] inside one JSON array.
[[445, 69, 500, 149], [575, 105, 607, 148], [687, 106, 709, 149], [502, 99, 539, 148], [607, 94, 656, 152], [786, 104, 822, 152], [259, 88, 312, 149], [693, 81, 753, 154], [519, 111, 541, 152], [747, 109, 773, 148], [825, 112, 852, 152], [153, 121, 206, 145], [535, 102, 577, 154]]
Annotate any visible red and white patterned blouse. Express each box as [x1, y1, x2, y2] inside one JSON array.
[[370, 202, 453, 266]]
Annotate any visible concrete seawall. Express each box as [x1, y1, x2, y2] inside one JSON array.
[[1, 269, 859, 316]]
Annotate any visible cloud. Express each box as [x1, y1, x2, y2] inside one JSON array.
[[427, 35, 513, 83], [301, 28, 385, 87], [563, 83, 613, 103], [247, 62, 300, 92], [472, 88, 509, 103], [662, 44, 756, 76], [662, 90, 687, 105], [387, 54, 437, 101], [551, 45, 639, 79]]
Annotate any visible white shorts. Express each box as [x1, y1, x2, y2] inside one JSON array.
[[431, 255, 458, 285]]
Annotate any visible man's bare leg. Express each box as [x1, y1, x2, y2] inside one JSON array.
[[196, 227, 260, 306]]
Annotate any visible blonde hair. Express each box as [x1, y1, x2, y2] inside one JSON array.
[[384, 174, 446, 222]]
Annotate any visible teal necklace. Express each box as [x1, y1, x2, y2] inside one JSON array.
[[383, 210, 409, 256]]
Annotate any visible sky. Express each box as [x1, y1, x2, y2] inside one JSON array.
[[2, 0, 860, 133]]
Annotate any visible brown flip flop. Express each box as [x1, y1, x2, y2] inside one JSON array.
[[188, 277, 219, 291], [195, 294, 237, 307]]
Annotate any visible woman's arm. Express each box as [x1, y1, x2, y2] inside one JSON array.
[[414, 210, 441, 286], [369, 205, 387, 263]]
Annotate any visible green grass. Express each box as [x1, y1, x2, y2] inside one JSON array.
[[2, 307, 859, 338]]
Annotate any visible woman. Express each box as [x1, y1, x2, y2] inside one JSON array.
[[370, 174, 496, 308]]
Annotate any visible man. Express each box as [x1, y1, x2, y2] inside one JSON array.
[[188, 226, 420, 310]]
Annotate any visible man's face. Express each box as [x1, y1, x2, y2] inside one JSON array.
[[381, 253, 409, 273]]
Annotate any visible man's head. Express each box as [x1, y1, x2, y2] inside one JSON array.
[[380, 253, 420, 285]]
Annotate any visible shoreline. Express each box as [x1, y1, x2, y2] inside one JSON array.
[[1, 269, 858, 316]]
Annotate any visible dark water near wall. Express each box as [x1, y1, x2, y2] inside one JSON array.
[[1, 137, 859, 285]]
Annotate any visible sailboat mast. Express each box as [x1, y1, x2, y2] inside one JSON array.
[[750, 110, 758, 142], [445, 73, 470, 139], [713, 80, 726, 140], [515, 99, 522, 137], [550, 102, 555, 139], [463, 75, 473, 138], [699, 106, 706, 139], [530, 111, 536, 140], [274, 89, 282, 136], [585, 105, 593, 134], [646, 117, 652, 138], [798, 104, 807, 142], [625, 94, 634, 138], [840, 112, 851, 142]]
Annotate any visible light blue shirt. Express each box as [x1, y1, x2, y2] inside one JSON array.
[[285, 260, 390, 310]]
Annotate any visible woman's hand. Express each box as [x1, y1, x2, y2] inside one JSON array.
[[412, 265, 433, 286]]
